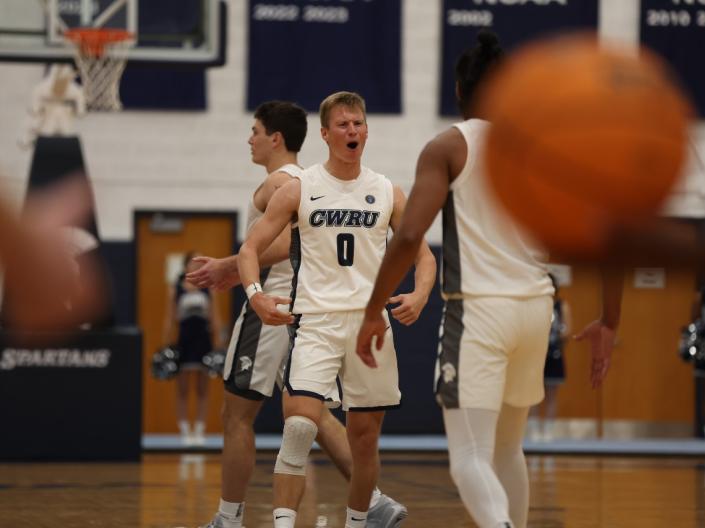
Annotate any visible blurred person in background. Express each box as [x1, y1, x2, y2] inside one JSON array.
[[0, 175, 106, 335], [163, 251, 224, 446]]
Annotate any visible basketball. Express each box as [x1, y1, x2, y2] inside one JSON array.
[[478, 34, 693, 257]]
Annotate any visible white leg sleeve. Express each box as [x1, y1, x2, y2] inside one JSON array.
[[443, 407, 513, 528], [274, 416, 318, 476], [494, 404, 530, 528]]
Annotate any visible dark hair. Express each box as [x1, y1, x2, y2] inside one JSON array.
[[455, 30, 504, 113], [254, 100, 308, 152]]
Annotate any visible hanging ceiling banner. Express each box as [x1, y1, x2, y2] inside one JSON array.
[[440, 0, 598, 116], [640, 0, 705, 116], [247, 0, 402, 114]]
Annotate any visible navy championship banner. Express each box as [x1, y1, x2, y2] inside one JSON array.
[[640, 1, 705, 116], [121, 0, 207, 110], [440, 0, 598, 116], [247, 0, 401, 113]]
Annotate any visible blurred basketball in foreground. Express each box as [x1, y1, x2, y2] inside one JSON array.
[[478, 34, 692, 258]]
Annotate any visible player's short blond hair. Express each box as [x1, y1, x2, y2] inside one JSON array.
[[319, 91, 367, 128]]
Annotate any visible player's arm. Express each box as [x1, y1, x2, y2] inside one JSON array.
[[386, 185, 437, 326], [574, 267, 624, 388], [258, 169, 297, 205], [186, 254, 239, 291], [364, 133, 454, 317], [243, 170, 296, 270], [357, 131, 457, 367], [238, 179, 300, 325], [187, 230, 291, 291], [259, 223, 291, 268], [187, 171, 295, 290]]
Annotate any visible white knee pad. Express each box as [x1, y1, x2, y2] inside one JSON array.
[[274, 416, 318, 476]]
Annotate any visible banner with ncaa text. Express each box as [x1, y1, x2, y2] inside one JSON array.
[[440, 0, 598, 116], [247, 0, 401, 113], [640, 0, 705, 116]]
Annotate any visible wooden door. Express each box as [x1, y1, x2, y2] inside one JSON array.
[[553, 264, 602, 419], [137, 213, 236, 433], [603, 266, 695, 422], [554, 260, 696, 425]]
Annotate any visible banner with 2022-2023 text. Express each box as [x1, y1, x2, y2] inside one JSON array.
[[247, 0, 402, 113]]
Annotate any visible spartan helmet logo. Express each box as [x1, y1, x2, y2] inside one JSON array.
[[441, 362, 457, 384], [238, 357, 253, 372]]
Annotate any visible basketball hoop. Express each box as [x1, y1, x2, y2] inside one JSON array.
[[65, 28, 134, 111]]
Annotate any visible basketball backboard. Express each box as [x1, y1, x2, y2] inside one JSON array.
[[0, 0, 226, 66]]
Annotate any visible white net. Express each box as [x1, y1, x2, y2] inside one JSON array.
[[65, 30, 133, 112]]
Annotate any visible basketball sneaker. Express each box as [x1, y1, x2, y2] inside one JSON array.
[[198, 512, 243, 528], [366, 494, 408, 528]]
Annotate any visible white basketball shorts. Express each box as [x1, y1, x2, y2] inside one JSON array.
[[286, 310, 401, 412], [435, 295, 553, 411]]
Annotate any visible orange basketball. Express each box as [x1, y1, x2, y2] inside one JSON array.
[[478, 34, 692, 257]]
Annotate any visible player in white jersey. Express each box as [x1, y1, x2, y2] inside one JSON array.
[[238, 92, 437, 528], [188, 101, 408, 528], [357, 32, 624, 528]]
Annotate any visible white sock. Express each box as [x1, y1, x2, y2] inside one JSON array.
[[369, 487, 382, 509], [345, 507, 367, 528], [194, 420, 205, 436], [218, 499, 243, 527], [273, 507, 296, 528], [178, 420, 190, 436]]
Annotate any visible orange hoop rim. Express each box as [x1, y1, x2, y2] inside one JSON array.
[[64, 28, 133, 57]]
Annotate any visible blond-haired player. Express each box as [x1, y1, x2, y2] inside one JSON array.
[[190, 99, 413, 528], [238, 91, 437, 528]]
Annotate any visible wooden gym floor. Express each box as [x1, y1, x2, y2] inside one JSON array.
[[1, 452, 703, 527]]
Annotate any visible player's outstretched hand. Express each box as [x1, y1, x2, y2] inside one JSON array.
[[574, 319, 617, 389], [186, 256, 241, 291], [250, 293, 294, 326], [389, 291, 427, 326], [356, 312, 386, 368]]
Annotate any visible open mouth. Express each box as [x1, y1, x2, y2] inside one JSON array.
[[346, 141, 359, 150]]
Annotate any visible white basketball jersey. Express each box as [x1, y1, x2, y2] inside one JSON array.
[[443, 119, 553, 298], [291, 164, 394, 314], [246, 163, 302, 297]]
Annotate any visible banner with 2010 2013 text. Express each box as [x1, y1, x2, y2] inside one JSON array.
[[247, 0, 401, 113], [640, 0, 705, 117], [440, 0, 598, 116]]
